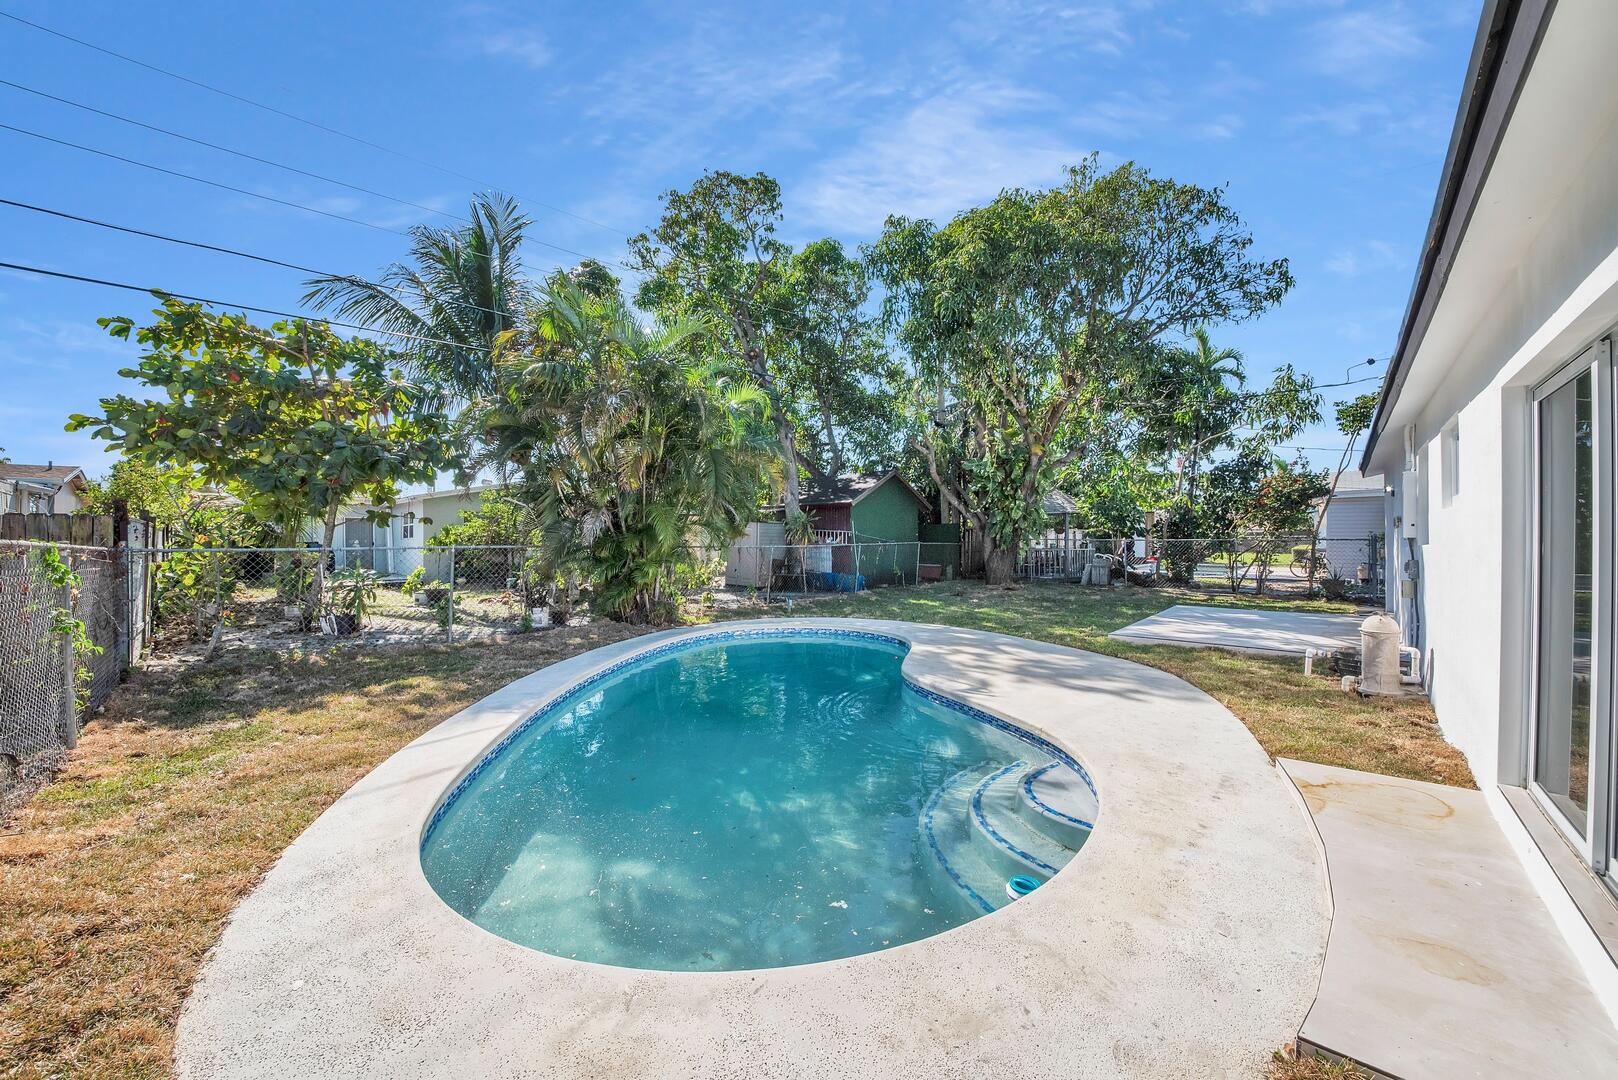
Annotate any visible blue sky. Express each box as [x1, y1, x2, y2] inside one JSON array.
[[0, 0, 1480, 476]]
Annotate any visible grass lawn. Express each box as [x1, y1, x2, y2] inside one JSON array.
[[0, 581, 1460, 1078]]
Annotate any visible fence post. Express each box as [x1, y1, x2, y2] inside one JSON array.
[[853, 540, 862, 591], [115, 547, 131, 668], [59, 576, 77, 750], [446, 545, 456, 643]]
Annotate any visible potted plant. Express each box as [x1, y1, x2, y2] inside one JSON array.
[[324, 565, 378, 636]]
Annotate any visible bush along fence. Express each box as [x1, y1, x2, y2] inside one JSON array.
[[1019, 533, 1386, 598], [122, 544, 567, 659], [0, 541, 127, 769]]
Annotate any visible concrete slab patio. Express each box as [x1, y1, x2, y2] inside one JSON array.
[[1110, 604, 1363, 656], [175, 619, 1328, 1079], [1281, 759, 1618, 1079]]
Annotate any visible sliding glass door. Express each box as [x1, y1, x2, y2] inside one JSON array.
[[1531, 342, 1613, 876]]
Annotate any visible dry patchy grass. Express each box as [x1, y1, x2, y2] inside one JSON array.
[[1, 580, 1465, 1078], [0, 624, 648, 1079], [1267, 1046, 1375, 1079]]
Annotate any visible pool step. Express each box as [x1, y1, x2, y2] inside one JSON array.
[[1016, 761, 1096, 850], [922, 766, 1008, 913], [920, 761, 1083, 914], [968, 763, 1080, 877]]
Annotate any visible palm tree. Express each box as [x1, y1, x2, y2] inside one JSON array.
[[470, 280, 775, 622], [1172, 326, 1246, 504], [302, 192, 531, 409]]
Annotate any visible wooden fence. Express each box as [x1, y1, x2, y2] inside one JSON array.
[[0, 513, 118, 546]]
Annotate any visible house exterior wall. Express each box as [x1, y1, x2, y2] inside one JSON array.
[[1367, 0, 1618, 792], [1320, 496, 1384, 579]]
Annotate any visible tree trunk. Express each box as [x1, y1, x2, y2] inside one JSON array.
[[777, 415, 803, 518], [305, 500, 341, 628], [984, 542, 1016, 586]]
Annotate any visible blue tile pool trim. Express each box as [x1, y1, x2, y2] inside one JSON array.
[[1022, 761, 1097, 832], [900, 679, 1099, 801], [970, 762, 1060, 875], [922, 769, 996, 914], [421, 626, 1100, 850]]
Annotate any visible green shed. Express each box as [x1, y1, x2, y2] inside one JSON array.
[[795, 471, 935, 587]]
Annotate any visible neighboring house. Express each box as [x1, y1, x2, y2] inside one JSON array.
[[727, 471, 936, 588], [1362, 0, 1618, 988], [0, 463, 90, 514], [313, 482, 497, 578], [1316, 470, 1385, 580]]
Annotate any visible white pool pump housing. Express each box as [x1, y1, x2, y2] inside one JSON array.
[[1358, 613, 1402, 695]]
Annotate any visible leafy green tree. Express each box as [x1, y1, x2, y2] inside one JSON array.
[[1200, 451, 1328, 592], [778, 239, 908, 481], [427, 489, 534, 549], [82, 458, 270, 547], [469, 280, 775, 622], [628, 171, 805, 514], [1136, 328, 1317, 505], [303, 192, 530, 413], [871, 157, 1294, 583], [67, 298, 453, 565]]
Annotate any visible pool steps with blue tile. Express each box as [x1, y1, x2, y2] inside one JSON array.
[[922, 761, 1090, 911], [1018, 761, 1098, 848]]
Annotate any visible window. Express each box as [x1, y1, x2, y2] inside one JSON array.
[[402, 512, 416, 540], [1441, 421, 1461, 508]]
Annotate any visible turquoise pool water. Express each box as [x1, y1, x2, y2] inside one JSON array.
[[420, 631, 1093, 971]]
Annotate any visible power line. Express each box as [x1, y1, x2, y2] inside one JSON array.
[[0, 121, 612, 266], [0, 8, 626, 238], [0, 121, 406, 236], [0, 77, 468, 229], [1, 197, 328, 276], [0, 196, 521, 324], [0, 258, 498, 354]]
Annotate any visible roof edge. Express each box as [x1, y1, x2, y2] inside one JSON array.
[[1361, 0, 1556, 471]]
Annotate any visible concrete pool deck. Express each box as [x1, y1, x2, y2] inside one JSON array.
[[175, 619, 1329, 1079]]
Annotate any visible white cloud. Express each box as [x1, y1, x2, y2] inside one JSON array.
[[1326, 239, 1404, 277], [796, 84, 1093, 233], [1191, 113, 1244, 140], [476, 28, 551, 70], [452, 4, 551, 70], [954, 1, 1144, 57], [1306, 6, 1428, 81]]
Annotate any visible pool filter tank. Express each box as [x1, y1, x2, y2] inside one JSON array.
[[1359, 613, 1402, 695]]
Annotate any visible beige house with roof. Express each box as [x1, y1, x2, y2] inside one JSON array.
[[1, 463, 90, 514]]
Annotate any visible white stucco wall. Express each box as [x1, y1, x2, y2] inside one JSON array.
[[1367, 0, 1618, 789]]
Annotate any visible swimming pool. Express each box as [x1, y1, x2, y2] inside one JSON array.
[[419, 629, 1097, 971]]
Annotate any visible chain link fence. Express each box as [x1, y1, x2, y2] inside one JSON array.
[[1, 541, 128, 769], [723, 540, 963, 599], [124, 544, 561, 660], [1020, 533, 1385, 599]]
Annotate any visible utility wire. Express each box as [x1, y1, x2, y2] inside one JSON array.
[[0, 77, 470, 229], [0, 258, 498, 354], [0, 120, 613, 266], [0, 121, 405, 236], [0, 196, 523, 324], [0, 8, 626, 238]]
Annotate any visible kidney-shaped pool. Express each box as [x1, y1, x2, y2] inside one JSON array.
[[420, 629, 1098, 971]]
